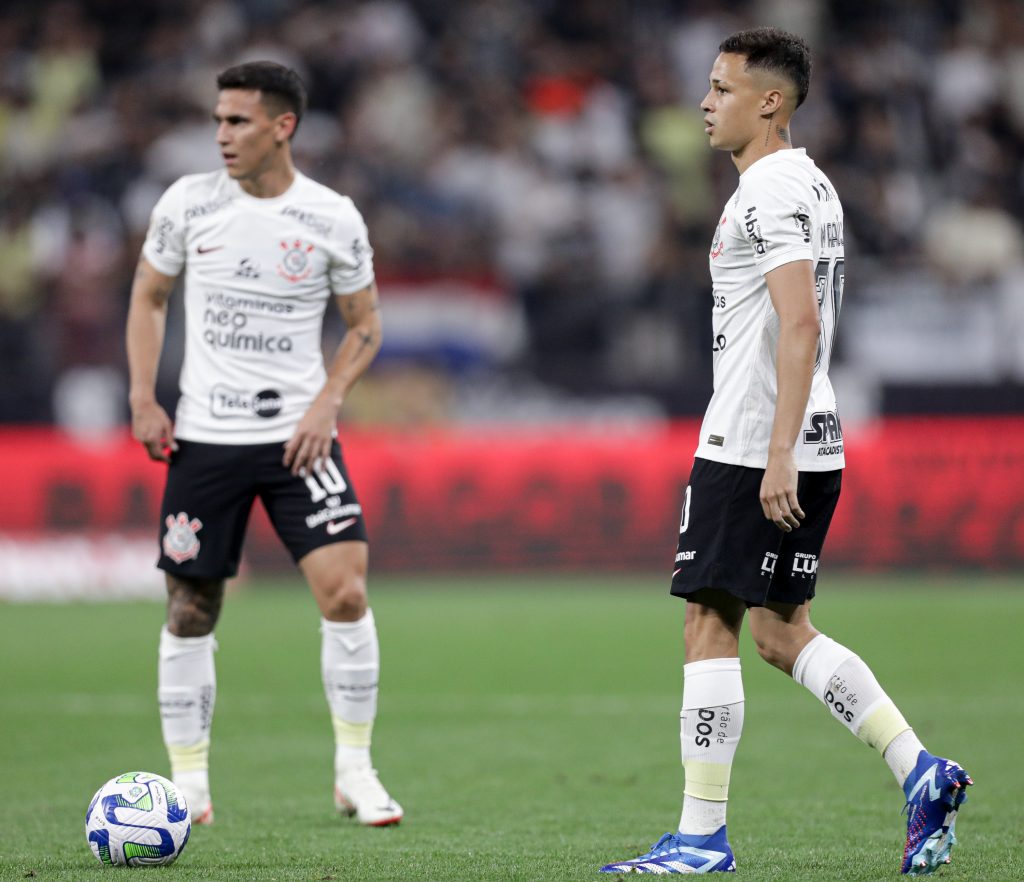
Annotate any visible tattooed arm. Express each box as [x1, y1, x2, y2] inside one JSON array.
[[127, 257, 180, 462], [283, 282, 382, 475]]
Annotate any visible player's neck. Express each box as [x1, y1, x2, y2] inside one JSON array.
[[732, 120, 793, 175], [237, 157, 297, 199]]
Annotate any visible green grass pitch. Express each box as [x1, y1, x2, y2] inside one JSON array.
[[1, 573, 1021, 881]]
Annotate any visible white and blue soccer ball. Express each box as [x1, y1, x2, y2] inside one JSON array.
[[85, 771, 191, 867]]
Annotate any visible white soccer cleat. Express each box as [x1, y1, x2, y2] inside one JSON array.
[[190, 800, 214, 825], [334, 766, 403, 826], [179, 787, 214, 825]]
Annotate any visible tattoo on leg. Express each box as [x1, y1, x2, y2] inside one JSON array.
[[354, 330, 375, 357], [166, 577, 225, 636]]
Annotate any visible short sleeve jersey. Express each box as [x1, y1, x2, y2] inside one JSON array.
[[696, 148, 846, 471], [142, 170, 375, 444]]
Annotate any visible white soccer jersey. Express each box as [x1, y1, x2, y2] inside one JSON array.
[[142, 170, 375, 444], [696, 148, 845, 471]]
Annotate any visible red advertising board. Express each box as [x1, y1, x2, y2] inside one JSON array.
[[0, 419, 1021, 573]]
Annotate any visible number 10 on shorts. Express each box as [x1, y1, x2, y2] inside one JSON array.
[[679, 485, 692, 534], [303, 459, 348, 503]]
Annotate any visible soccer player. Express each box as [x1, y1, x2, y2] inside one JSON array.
[[126, 61, 402, 827], [600, 28, 970, 875]]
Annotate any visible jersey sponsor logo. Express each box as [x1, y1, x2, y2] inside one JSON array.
[[152, 216, 175, 254], [163, 512, 203, 563], [277, 239, 316, 283], [349, 237, 370, 272], [202, 313, 294, 353], [203, 327, 293, 353], [803, 410, 843, 445], [252, 389, 283, 417], [234, 257, 261, 278], [185, 196, 231, 221], [280, 205, 333, 236], [793, 204, 811, 244], [792, 552, 818, 577], [675, 550, 696, 562], [210, 385, 283, 419], [743, 205, 766, 255], [196, 243, 224, 254], [760, 551, 778, 576], [205, 290, 293, 313]]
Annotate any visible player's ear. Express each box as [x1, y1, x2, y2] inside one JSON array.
[[760, 88, 785, 117], [275, 112, 298, 143]]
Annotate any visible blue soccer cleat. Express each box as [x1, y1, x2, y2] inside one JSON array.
[[901, 750, 973, 875], [600, 826, 736, 874]]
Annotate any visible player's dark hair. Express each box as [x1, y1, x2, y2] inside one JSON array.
[[719, 27, 811, 108], [216, 61, 307, 136]]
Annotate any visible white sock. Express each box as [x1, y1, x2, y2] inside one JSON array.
[[883, 729, 927, 787], [679, 658, 744, 836], [792, 634, 919, 785], [158, 627, 216, 805], [322, 610, 379, 773]]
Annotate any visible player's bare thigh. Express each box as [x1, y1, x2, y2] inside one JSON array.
[[747, 599, 820, 674], [300, 540, 369, 623]]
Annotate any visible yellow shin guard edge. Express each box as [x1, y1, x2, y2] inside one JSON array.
[[332, 717, 374, 748], [167, 740, 210, 774], [682, 760, 732, 802], [856, 700, 910, 753]]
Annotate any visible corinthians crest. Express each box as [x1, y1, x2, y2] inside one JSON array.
[[710, 214, 726, 260], [163, 512, 203, 563], [277, 238, 315, 283]]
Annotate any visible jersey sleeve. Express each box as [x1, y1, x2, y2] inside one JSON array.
[[141, 178, 188, 276], [328, 199, 376, 295], [741, 168, 815, 276]]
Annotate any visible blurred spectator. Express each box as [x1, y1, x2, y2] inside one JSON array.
[[1, 0, 1022, 427]]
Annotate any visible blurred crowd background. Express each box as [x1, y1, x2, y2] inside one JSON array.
[[1, 0, 1022, 433]]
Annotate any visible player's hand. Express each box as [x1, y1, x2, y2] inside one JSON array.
[[760, 453, 804, 532], [130, 400, 178, 463], [283, 396, 338, 476]]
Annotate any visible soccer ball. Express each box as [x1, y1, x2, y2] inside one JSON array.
[[85, 772, 191, 867]]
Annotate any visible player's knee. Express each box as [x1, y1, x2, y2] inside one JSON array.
[[752, 633, 791, 672], [321, 573, 368, 622], [166, 575, 223, 637]]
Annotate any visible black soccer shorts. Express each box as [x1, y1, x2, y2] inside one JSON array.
[[157, 438, 368, 580], [670, 457, 842, 607]]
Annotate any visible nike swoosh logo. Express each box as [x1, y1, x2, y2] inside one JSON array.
[[197, 244, 224, 254], [326, 517, 358, 535], [906, 762, 942, 803]]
